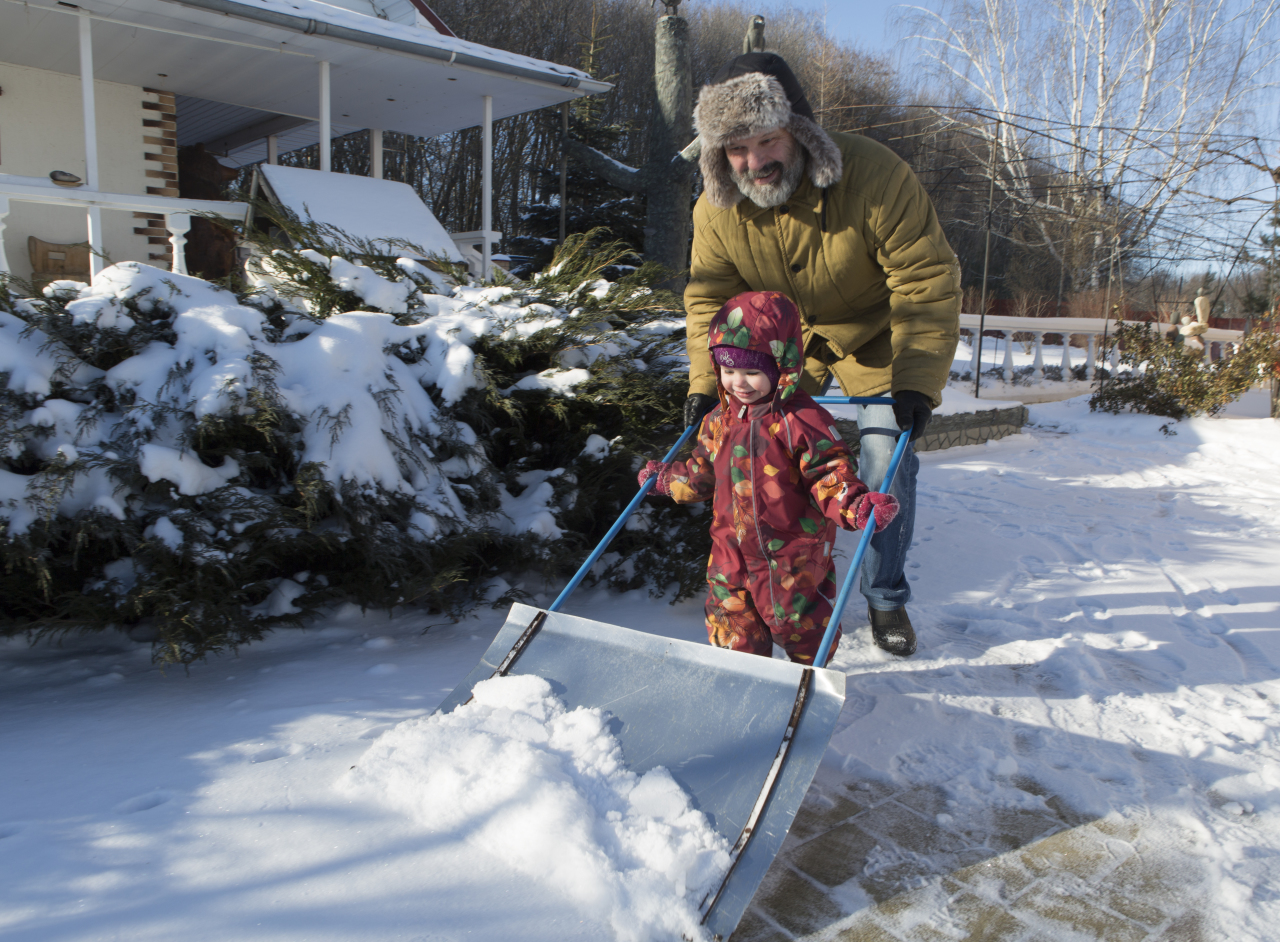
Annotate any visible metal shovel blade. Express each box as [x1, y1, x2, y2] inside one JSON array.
[[436, 602, 846, 940]]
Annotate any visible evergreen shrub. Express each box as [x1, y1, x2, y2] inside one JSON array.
[[0, 225, 708, 664], [1090, 320, 1277, 420]]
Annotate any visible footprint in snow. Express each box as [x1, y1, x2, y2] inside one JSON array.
[[1019, 556, 1049, 575], [86, 672, 125, 686], [114, 790, 174, 814], [367, 663, 398, 675], [0, 823, 23, 839], [1203, 613, 1230, 636], [1077, 598, 1111, 621], [1172, 613, 1219, 649], [1206, 580, 1240, 606]]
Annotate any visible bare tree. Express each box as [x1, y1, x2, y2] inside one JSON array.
[[911, 0, 1280, 288]]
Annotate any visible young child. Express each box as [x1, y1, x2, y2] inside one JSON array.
[[639, 290, 898, 664]]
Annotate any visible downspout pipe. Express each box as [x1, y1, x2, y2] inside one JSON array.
[[169, 0, 611, 92]]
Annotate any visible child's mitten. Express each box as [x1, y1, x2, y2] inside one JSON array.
[[854, 492, 899, 532], [637, 460, 672, 496]]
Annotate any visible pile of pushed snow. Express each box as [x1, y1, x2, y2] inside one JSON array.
[[340, 674, 731, 942]]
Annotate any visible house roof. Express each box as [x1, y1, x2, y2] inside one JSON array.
[[1, 0, 610, 143]]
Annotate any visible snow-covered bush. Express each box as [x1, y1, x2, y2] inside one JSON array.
[[0, 231, 708, 663]]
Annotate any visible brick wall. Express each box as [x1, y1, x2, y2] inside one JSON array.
[[135, 87, 177, 268]]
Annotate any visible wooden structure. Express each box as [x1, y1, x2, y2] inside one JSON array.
[[27, 237, 91, 292]]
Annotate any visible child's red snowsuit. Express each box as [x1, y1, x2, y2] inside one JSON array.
[[666, 291, 874, 663]]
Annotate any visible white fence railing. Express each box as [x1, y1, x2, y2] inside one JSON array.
[[0, 173, 249, 281], [959, 313, 1245, 381]]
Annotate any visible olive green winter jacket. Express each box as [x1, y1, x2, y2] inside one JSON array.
[[684, 131, 961, 406]]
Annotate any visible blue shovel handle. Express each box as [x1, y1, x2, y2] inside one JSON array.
[[812, 396, 896, 405], [814, 421, 914, 668], [549, 422, 700, 613]]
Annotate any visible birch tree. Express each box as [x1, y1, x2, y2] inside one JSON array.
[[912, 0, 1280, 288]]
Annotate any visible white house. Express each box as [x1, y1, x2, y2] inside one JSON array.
[[0, 0, 610, 285]]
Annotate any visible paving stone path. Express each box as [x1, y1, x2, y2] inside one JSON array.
[[729, 769, 1209, 942]]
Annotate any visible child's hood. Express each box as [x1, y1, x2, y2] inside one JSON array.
[[707, 290, 805, 411]]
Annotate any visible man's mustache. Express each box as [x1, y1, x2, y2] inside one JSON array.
[[748, 162, 784, 180]]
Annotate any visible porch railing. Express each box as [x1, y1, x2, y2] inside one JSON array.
[[0, 172, 248, 282], [959, 313, 1245, 381]]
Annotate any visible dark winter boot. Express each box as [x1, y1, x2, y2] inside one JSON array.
[[868, 607, 917, 657]]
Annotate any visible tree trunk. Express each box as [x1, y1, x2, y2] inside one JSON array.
[[645, 15, 693, 290], [563, 14, 693, 290]]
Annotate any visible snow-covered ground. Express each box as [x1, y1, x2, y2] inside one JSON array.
[[2, 396, 1278, 941]]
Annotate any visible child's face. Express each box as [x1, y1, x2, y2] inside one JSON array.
[[720, 366, 774, 404]]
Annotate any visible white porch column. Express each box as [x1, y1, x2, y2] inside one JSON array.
[[1085, 333, 1096, 377], [1060, 334, 1073, 376], [166, 213, 191, 275], [267, 134, 279, 165], [86, 208, 104, 278], [482, 95, 493, 278], [1001, 333, 1014, 381], [319, 60, 331, 173], [1031, 331, 1044, 381], [370, 129, 383, 179], [969, 329, 982, 375], [79, 16, 100, 191], [79, 14, 104, 279], [0, 197, 10, 275]]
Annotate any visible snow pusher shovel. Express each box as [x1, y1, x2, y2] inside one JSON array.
[[436, 401, 913, 941]]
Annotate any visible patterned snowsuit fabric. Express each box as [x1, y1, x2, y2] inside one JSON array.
[[665, 291, 872, 663]]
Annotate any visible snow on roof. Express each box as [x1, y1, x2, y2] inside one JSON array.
[[260, 165, 463, 261], [305, 0, 438, 29], [221, 0, 598, 85]]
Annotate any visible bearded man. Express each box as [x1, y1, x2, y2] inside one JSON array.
[[683, 53, 960, 657]]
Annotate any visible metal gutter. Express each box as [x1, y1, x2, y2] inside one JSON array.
[[167, 0, 613, 93]]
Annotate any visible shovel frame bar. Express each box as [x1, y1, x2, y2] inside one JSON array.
[[699, 666, 813, 924]]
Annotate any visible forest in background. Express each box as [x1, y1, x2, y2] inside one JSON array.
[[269, 0, 1280, 326]]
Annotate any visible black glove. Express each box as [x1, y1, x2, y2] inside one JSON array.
[[683, 394, 717, 430], [892, 390, 932, 442]]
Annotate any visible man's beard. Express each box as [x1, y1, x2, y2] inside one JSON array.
[[732, 152, 806, 208]]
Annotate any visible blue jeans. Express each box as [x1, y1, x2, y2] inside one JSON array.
[[852, 403, 917, 611]]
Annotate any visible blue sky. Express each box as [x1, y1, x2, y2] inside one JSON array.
[[776, 0, 943, 55]]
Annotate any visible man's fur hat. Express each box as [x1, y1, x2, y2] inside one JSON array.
[[693, 53, 843, 209]]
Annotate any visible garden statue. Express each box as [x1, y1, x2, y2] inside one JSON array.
[[1179, 288, 1211, 352]]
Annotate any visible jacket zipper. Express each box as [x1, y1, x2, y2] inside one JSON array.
[[748, 415, 781, 623]]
